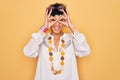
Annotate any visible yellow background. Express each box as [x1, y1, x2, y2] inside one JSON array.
[[0, 0, 120, 80]]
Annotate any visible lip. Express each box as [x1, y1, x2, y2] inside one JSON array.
[[54, 26, 60, 30]]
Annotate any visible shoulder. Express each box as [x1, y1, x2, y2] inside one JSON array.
[[63, 33, 73, 43]]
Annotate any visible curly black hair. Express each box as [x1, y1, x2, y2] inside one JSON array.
[[47, 3, 67, 16]]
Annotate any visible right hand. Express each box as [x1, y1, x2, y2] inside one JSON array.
[[44, 9, 57, 28]]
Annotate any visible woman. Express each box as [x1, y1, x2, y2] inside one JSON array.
[[23, 3, 90, 80]]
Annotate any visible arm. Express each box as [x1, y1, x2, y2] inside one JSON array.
[[23, 9, 57, 58], [72, 31, 91, 57], [59, 9, 90, 57], [23, 29, 46, 58]]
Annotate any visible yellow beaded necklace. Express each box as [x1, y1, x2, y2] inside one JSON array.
[[48, 36, 65, 75]]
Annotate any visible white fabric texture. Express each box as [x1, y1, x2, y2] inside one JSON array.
[[23, 29, 91, 80]]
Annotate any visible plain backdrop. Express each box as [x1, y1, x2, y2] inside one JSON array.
[[0, 0, 120, 80]]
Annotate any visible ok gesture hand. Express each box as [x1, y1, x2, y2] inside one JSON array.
[[59, 9, 77, 33], [44, 9, 57, 28]]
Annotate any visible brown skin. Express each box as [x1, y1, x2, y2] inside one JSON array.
[[44, 9, 77, 50]]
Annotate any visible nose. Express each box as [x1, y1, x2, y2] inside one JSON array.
[[55, 21, 59, 25]]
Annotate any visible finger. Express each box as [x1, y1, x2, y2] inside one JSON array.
[[52, 20, 57, 25], [59, 16, 67, 20], [44, 9, 48, 27], [59, 16, 66, 19], [48, 9, 52, 17], [49, 20, 57, 28], [58, 16, 67, 23], [45, 9, 48, 20], [59, 21, 68, 26], [61, 9, 67, 17], [49, 17, 57, 21], [57, 15, 64, 21], [64, 9, 71, 22], [65, 9, 70, 16], [58, 15, 63, 19], [49, 19, 57, 25], [45, 9, 48, 16], [63, 9, 71, 20]]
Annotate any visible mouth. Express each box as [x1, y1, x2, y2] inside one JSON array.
[[51, 25, 63, 33], [54, 26, 60, 31]]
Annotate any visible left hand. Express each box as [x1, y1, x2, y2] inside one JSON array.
[[59, 9, 77, 32]]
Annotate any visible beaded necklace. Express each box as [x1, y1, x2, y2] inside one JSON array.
[[48, 36, 65, 75]]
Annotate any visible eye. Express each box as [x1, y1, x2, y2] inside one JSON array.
[[49, 19, 56, 22], [60, 18, 66, 22], [51, 19, 56, 21]]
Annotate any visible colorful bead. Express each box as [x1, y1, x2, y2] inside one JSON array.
[[57, 70, 62, 74], [48, 36, 52, 40], [61, 56, 64, 60], [60, 51, 65, 56], [61, 43, 65, 47], [49, 56, 53, 61], [49, 52, 53, 56], [51, 66, 54, 71], [61, 39, 65, 43], [48, 40, 52, 44], [53, 70, 57, 75], [48, 36, 65, 75], [48, 47, 52, 52], [60, 61, 64, 65]]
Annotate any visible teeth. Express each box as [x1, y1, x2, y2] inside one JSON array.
[[54, 26, 59, 30]]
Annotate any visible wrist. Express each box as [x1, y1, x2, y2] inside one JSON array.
[[40, 25, 49, 33], [69, 25, 77, 33]]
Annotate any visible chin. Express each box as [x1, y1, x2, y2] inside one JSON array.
[[51, 27, 63, 34], [53, 30, 62, 34]]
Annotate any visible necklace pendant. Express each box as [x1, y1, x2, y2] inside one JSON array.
[[53, 70, 57, 75]]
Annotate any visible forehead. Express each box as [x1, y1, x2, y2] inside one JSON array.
[[50, 15, 64, 19]]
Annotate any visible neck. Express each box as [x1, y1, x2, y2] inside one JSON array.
[[51, 32, 64, 40]]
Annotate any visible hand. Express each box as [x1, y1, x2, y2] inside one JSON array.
[[44, 9, 57, 28], [59, 9, 77, 32]]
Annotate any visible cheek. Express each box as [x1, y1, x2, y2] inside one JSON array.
[[51, 26, 55, 31], [51, 27, 54, 30], [60, 24, 64, 28], [60, 26, 64, 29]]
